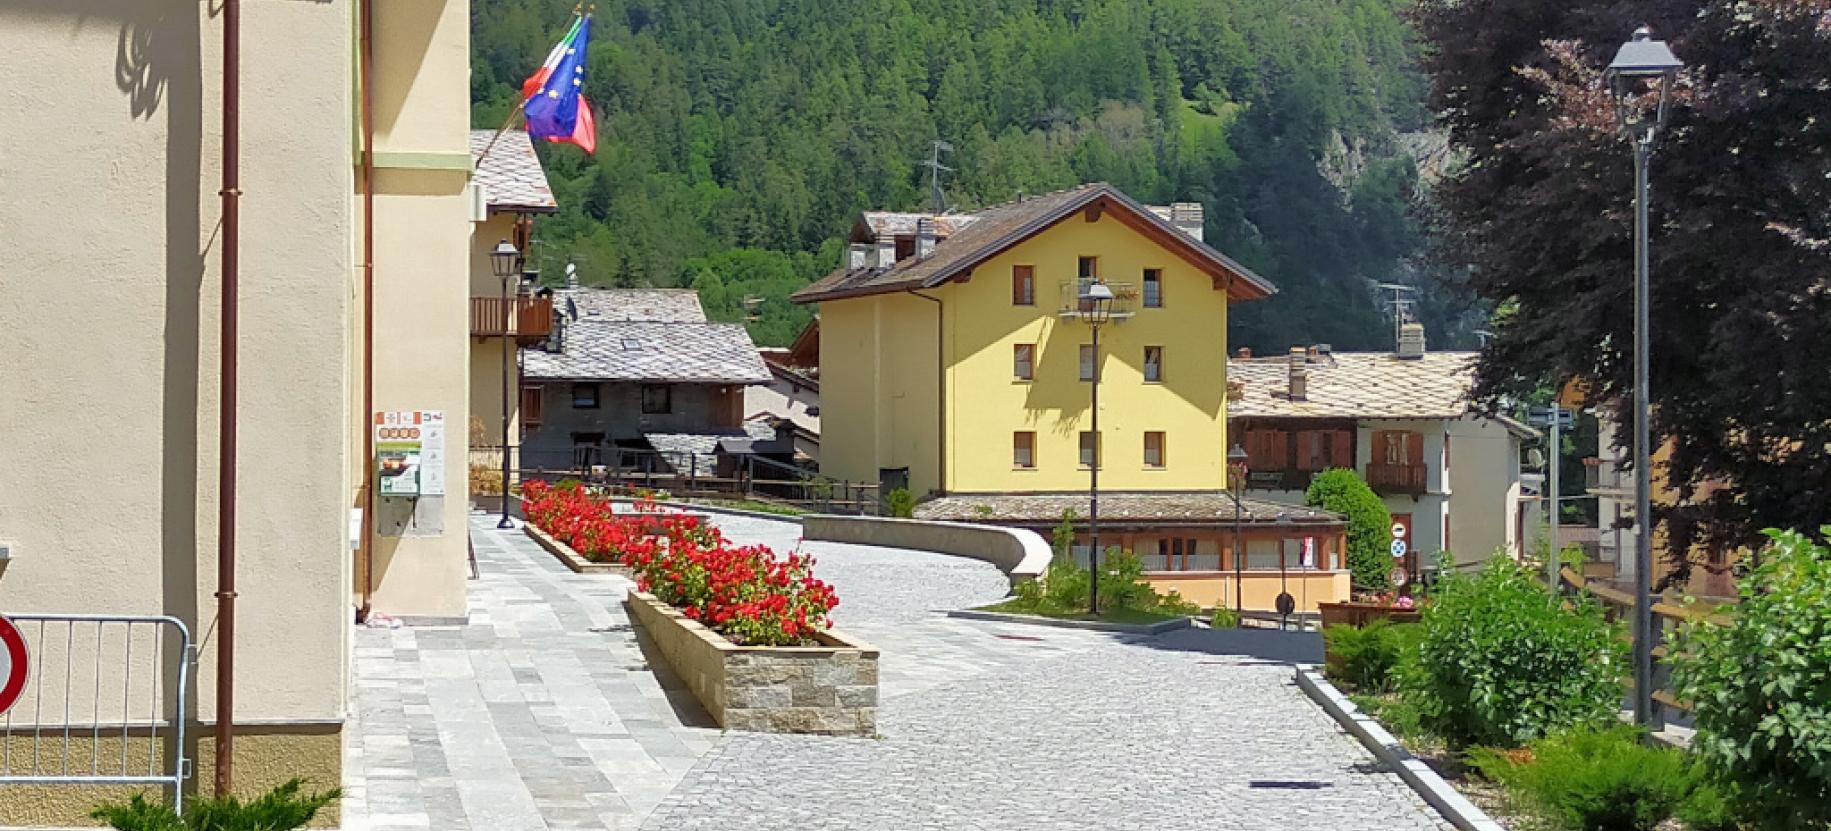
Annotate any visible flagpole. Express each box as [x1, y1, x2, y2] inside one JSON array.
[[475, 6, 585, 168]]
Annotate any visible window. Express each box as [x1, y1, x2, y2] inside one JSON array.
[[1144, 431, 1166, 468], [1143, 269, 1162, 307], [640, 384, 671, 414], [1143, 346, 1164, 383], [1013, 344, 1034, 381], [1079, 431, 1100, 469], [1013, 431, 1036, 469], [1375, 430, 1424, 466], [1245, 538, 1289, 571], [520, 385, 544, 428], [1078, 256, 1099, 279], [1296, 429, 1353, 471], [1244, 428, 1289, 471], [1079, 344, 1096, 381], [572, 383, 600, 409], [621, 337, 644, 351], [1012, 265, 1035, 305]]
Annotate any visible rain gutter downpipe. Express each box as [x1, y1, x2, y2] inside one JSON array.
[[358, 0, 378, 619], [907, 290, 945, 495], [214, 0, 242, 799]]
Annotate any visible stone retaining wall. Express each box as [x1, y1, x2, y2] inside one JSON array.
[[624, 591, 878, 735], [801, 515, 1051, 584]]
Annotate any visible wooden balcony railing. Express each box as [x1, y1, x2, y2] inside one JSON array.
[[1365, 462, 1428, 496], [471, 296, 553, 343]]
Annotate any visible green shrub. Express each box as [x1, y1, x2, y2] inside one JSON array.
[[1324, 620, 1421, 693], [1671, 528, 1831, 830], [1155, 590, 1201, 617], [1095, 549, 1156, 611], [1401, 557, 1624, 746], [885, 487, 915, 518], [1469, 725, 1690, 831], [1210, 606, 1240, 629], [93, 779, 340, 831], [1675, 776, 1739, 831], [1305, 468, 1393, 591]]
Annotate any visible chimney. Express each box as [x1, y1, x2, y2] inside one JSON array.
[[1396, 322, 1427, 360], [916, 217, 938, 259], [1287, 346, 1308, 401], [847, 243, 869, 271], [1236, 346, 1252, 359], [874, 238, 896, 269], [1171, 202, 1204, 242]]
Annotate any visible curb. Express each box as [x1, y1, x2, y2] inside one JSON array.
[[1293, 666, 1505, 831], [945, 608, 1193, 635], [523, 523, 633, 577]]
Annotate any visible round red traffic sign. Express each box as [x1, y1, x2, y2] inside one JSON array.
[[0, 615, 27, 717]]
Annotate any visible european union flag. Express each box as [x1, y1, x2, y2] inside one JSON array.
[[523, 14, 593, 152]]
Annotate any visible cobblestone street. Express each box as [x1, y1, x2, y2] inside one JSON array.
[[344, 512, 1452, 830]]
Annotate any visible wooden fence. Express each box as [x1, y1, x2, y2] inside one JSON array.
[[1555, 567, 1734, 725]]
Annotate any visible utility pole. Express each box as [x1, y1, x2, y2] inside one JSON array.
[[1547, 406, 1560, 584]]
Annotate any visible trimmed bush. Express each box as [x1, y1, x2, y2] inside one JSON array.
[[1469, 725, 1691, 831], [1210, 606, 1241, 630], [1324, 619, 1420, 693], [1671, 528, 1831, 830], [885, 487, 915, 518], [93, 779, 339, 830], [1401, 557, 1624, 746], [1305, 468, 1393, 590]]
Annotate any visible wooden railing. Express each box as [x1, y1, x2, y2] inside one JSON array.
[[1365, 462, 1428, 496], [471, 296, 553, 343], [1556, 567, 1733, 724]]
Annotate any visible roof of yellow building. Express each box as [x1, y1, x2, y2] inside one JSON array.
[[913, 491, 1344, 526], [470, 130, 557, 214], [792, 183, 1277, 304]]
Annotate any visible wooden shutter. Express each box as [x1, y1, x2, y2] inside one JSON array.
[[1330, 429, 1353, 468], [520, 385, 543, 428], [1408, 432, 1425, 466]]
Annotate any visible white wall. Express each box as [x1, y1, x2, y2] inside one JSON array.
[[1446, 415, 1528, 567]]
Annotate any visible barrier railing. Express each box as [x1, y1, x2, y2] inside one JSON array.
[[1555, 567, 1731, 728]]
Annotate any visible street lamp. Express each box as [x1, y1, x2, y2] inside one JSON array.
[[1605, 25, 1682, 729], [1078, 280, 1115, 614], [491, 239, 525, 530], [1227, 444, 1250, 616]]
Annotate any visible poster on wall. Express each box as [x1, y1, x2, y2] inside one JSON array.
[[375, 410, 445, 497]]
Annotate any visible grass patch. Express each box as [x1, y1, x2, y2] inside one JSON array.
[[684, 498, 808, 517], [977, 599, 1179, 626]]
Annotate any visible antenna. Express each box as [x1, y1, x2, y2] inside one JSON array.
[[921, 139, 954, 214], [1376, 283, 1419, 347]]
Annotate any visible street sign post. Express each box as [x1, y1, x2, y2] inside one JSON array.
[[1530, 405, 1572, 584], [0, 614, 28, 717]]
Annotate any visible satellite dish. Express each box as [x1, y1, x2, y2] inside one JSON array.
[[565, 262, 578, 278]]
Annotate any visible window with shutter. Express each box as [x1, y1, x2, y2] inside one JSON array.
[[1012, 265, 1035, 305], [520, 385, 543, 428]]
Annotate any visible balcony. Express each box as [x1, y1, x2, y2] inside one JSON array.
[[471, 296, 553, 344], [1244, 469, 1315, 492], [1365, 462, 1428, 496], [1057, 280, 1137, 321]]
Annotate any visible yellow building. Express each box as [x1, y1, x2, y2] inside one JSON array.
[[793, 184, 1350, 612], [0, 0, 474, 821]]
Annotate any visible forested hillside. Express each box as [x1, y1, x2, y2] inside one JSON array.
[[472, 0, 1458, 350]]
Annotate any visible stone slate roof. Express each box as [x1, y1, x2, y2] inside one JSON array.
[[469, 130, 556, 214], [522, 319, 771, 384], [645, 422, 777, 475], [560, 287, 706, 323], [1229, 351, 1482, 421], [913, 492, 1344, 527], [856, 211, 979, 240], [793, 183, 1276, 303]]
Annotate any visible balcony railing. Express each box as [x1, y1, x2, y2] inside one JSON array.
[[1366, 462, 1428, 496], [471, 296, 553, 343], [1057, 280, 1137, 321]]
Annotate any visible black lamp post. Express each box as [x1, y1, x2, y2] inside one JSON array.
[[1078, 280, 1115, 614], [1605, 25, 1682, 730], [491, 239, 524, 530], [1227, 443, 1249, 615]]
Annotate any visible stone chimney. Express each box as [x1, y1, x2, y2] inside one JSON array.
[[1396, 322, 1427, 360], [874, 238, 896, 269], [1171, 202, 1204, 242], [1287, 346, 1308, 401], [847, 243, 869, 271], [916, 217, 938, 259]]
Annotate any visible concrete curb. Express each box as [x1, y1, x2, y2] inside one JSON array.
[[945, 608, 1193, 635], [1293, 666, 1505, 831], [523, 523, 633, 577]]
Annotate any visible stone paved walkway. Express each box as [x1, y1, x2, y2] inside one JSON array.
[[343, 512, 1453, 831]]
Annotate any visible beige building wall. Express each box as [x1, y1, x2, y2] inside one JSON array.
[[0, 0, 354, 818]]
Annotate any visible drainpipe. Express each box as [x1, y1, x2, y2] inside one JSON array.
[[357, 0, 378, 620], [214, 0, 242, 799], [907, 290, 944, 494]]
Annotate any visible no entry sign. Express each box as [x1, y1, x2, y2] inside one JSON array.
[[0, 614, 27, 716]]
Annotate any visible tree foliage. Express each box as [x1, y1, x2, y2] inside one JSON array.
[[1305, 467, 1392, 590], [1411, 0, 1831, 578], [1671, 528, 1831, 830], [474, 0, 1448, 348]]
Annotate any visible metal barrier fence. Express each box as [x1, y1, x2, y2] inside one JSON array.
[[0, 614, 193, 813], [473, 445, 884, 515]]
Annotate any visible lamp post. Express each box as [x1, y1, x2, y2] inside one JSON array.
[[1227, 444, 1249, 615], [491, 239, 524, 530], [1078, 280, 1115, 614], [1605, 25, 1682, 729]]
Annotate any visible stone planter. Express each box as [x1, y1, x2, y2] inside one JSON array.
[[623, 591, 878, 735], [524, 523, 630, 576]]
